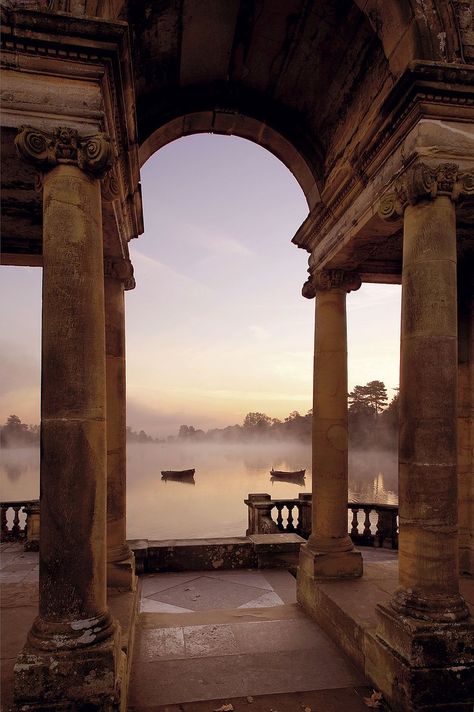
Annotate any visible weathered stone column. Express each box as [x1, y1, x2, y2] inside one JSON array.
[[299, 269, 363, 579], [370, 162, 474, 712], [105, 256, 136, 590], [379, 162, 472, 622], [458, 261, 474, 576], [13, 127, 124, 709]]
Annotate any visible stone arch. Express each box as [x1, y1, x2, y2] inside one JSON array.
[[139, 96, 323, 211]]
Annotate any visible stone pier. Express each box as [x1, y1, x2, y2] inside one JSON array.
[[13, 127, 125, 710]]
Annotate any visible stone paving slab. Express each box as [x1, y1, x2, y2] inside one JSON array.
[[130, 646, 365, 706], [140, 570, 296, 613], [128, 685, 377, 712], [139, 603, 307, 630]]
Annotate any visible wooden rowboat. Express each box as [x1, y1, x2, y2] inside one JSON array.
[[161, 469, 196, 484], [270, 468, 306, 485]]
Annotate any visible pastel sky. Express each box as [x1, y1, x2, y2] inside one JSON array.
[[0, 135, 401, 437]]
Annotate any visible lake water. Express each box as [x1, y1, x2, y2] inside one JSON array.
[[0, 441, 398, 539]]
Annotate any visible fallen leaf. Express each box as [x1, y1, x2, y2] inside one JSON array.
[[363, 690, 383, 708], [213, 705, 234, 712], [246, 697, 254, 704]]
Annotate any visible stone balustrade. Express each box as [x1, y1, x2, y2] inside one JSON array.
[[1, 499, 40, 550], [5, 495, 398, 551], [245, 494, 399, 549]]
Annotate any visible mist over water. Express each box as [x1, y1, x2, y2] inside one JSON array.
[[0, 441, 397, 539]]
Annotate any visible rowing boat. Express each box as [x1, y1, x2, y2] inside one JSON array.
[[161, 469, 196, 484]]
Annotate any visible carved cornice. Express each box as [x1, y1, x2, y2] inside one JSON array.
[[15, 126, 114, 178], [378, 161, 474, 220], [104, 257, 135, 291], [302, 270, 361, 299]]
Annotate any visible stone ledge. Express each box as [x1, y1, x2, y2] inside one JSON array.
[[128, 535, 305, 573], [297, 561, 474, 712]]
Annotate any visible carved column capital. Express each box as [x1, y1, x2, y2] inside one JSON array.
[[378, 161, 474, 220], [15, 126, 114, 178], [104, 257, 135, 291], [302, 269, 361, 299]]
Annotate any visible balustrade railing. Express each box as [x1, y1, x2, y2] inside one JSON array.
[[1, 499, 40, 550], [245, 493, 398, 549]]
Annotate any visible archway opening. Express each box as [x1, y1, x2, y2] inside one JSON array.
[[124, 133, 401, 540]]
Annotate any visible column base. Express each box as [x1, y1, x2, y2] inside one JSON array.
[[107, 554, 136, 591], [299, 542, 363, 579], [365, 603, 474, 711], [14, 624, 126, 711]]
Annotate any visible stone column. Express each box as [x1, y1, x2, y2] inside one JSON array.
[[371, 161, 474, 712], [299, 269, 363, 579], [13, 126, 124, 709], [104, 257, 136, 590], [458, 261, 474, 576]]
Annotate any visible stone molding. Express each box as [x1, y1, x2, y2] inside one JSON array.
[[379, 161, 474, 220], [104, 256, 135, 291], [302, 269, 361, 299], [15, 126, 114, 178]]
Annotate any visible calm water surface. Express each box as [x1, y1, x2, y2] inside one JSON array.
[[0, 442, 398, 539]]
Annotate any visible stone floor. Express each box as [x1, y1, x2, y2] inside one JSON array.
[[129, 562, 384, 710], [4, 544, 473, 711]]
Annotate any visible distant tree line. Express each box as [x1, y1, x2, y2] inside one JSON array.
[[0, 415, 40, 448], [176, 409, 313, 443], [1, 382, 399, 449]]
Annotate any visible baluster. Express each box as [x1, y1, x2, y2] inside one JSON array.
[[392, 511, 399, 549], [275, 503, 284, 531], [375, 509, 383, 547], [1, 505, 8, 540], [350, 508, 360, 537], [286, 504, 295, 532], [12, 506, 21, 537], [363, 507, 372, 538], [296, 502, 303, 536]]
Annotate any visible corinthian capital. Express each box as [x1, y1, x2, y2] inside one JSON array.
[[104, 257, 135, 291], [15, 126, 114, 178], [302, 270, 361, 299], [378, 161, 474, 220]]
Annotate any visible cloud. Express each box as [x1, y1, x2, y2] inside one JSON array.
[[248, 325, 270, 341], [129, 248, 214, 296], [184, 224, 253, 257]]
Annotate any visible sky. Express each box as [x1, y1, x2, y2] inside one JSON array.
[[0, 134, 401, 438]]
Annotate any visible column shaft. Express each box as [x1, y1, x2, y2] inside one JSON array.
[[105, 273, 135, 588], [299, 271, 362, 579], [458, 263, 474, 575], [310, 288, 353, 549], [394, 195, 468, 620]]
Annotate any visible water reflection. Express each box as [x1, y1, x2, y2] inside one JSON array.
[[0, 442, 398, 539]]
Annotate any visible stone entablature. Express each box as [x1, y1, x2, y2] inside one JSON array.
[[1, 5, 143, 265], [292, 64, 474, 283]]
